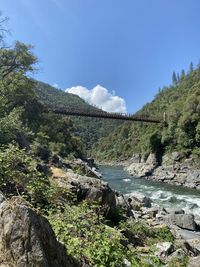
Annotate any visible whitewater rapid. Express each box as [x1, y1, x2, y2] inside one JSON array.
[[99, 165, 200, 217]]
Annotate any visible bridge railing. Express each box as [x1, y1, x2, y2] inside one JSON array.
[[46, 107, 167, 126]]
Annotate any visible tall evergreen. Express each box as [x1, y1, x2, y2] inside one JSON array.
[[172, 71, 177, 85]]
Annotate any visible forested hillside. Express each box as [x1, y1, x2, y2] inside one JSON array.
[[91, 66, 200, 161], [36, 81, 123, 149]]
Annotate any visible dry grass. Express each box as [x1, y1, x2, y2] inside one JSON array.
[[51, 167, 67, 178]]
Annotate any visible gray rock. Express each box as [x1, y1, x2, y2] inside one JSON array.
[[171, 151, 185, 161], [184, 182, 197, 189], [167, 248, 187, 263], [142, 207, 159, 218], [186, 239, 200, 255], [166, 214, 196, 231], [127, 193, 152, 208], [186, 170, 200, 183], [184, 158, 194, 165], [188, 256, 200, 267], [131, 154, 141, 163], [155, 242, 174, 257], [55, 170, 116, 215], [169, 248, 186, 258], [146, 153, 158, 166], [0, 198, 79, 267], [171, 225, 200, 241]]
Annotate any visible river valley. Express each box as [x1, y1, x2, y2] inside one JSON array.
[[99, 165, 200, 217]]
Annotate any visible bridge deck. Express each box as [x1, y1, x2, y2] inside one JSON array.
[[49, 108, 166, 125]]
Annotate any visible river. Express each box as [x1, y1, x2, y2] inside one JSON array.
[[99, 165, 200, 216]]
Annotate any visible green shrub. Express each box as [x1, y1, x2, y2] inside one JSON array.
[[48, 202, 128, 266], [0, 144, 49, 206]]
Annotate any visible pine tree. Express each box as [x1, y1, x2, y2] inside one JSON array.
[[172, 71, 177, 85]]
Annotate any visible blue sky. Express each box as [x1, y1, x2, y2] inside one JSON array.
[[1, 0, 200, 112]]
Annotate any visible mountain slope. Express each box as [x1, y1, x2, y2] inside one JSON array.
[[91, 67, 200, 161]]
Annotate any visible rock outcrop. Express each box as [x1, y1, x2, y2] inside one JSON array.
[[125, 153, 158, 177], [0, 195, 79, 267], [126, 152, 200, 190], [166, 214, 196, 231], [52, 167, 116, 215]]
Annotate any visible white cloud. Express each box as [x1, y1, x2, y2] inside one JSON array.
[[65, 85, 127, 113]]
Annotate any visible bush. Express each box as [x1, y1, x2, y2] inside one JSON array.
[[0, 144, 49, 206]]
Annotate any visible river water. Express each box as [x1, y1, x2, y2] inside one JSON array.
[[99, 165, 200, 216]]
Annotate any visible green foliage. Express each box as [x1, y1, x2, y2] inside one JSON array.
[[48, 202, 128, 266], [0, 107, 25, 144], [0, 41, 36, 79], [0, 144, 49, 205], [140, 130, 162, 157], [119, 220, 174, 246], [153, 227, 174, 243], [48, 204, 166, 266], [92, 66, 200, 161]]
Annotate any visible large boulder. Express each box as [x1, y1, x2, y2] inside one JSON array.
[[166, 214, 196, 231], [155, 242, 174, 258], [125, 163, 154, 177], [171, 151, 185, 162], [52, 168, 116, 215], [125, 153, 158, 177], [0, 197, 79, 267], [126, 193, 152, 208]]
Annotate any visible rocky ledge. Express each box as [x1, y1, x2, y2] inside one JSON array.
[[125, 152, 200, 190]]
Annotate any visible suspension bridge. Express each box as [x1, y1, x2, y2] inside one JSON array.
[[47, 107, 167, 126]]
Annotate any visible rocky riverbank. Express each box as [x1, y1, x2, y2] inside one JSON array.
[[1, 151, 200, 266], [117, 191, 200, 266], [125, 152, 200, 190]]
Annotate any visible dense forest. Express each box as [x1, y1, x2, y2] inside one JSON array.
[[91, 65, 200, 162]]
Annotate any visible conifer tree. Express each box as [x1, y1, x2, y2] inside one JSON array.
[[172, 71, 177, 85]]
